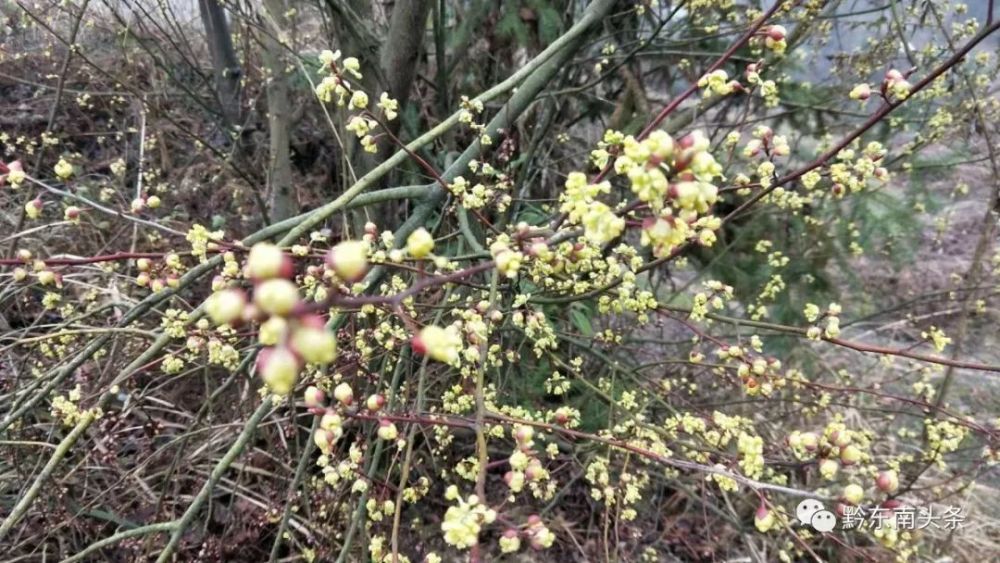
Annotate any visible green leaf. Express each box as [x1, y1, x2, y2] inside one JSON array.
[[570, 305, 593, 336]]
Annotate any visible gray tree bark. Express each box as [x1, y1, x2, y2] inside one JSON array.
[[261, 0, 295, 221], [199, 0, 241, 127], [380, 0, 432, 131]]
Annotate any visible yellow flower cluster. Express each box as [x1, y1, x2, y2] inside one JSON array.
[[314, 50, 398, 153], [185, 224, 224, 261], [441, 488, 496, 549], [697, 69, 737, 97]]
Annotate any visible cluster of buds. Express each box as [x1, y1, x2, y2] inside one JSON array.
[[523, 515, 556, 550], [314, 49, 398, 153], [804, 302, 842, 340], [572, 129, 722, 258], [743, 125, 790, 158], [489, 238, 523, 278], [733, 353, 782, 397], [883, 69, 912, 101], [11, 251, 63, 287], [134, 255, 182, 292], [504, 425, 549, 494], [496, 515, 556, 553], [787, 425, 868, 481], [203, 242, 341, 395], [832, 471, 900, 519], [304, 382, 386, 455]]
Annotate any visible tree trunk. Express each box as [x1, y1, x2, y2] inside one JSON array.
[[380, 0, 431, 132], [199, 0, 241, 127], [261, 0, 295, 221]]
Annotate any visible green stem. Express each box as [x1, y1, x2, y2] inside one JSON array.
[[156, 397, 275, 563], [61, 522, 178, 563]]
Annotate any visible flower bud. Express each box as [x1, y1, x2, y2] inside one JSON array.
[[64, 206, 80, 222], [313, 428, 337, 454], [147, 195, 161, 208], [365, 393, 385, 412], [514, 425, 534, 445], [840, 445, 862, 465], [130, 198, 145, 213], [842, 483, 864, 505], [333, 382, 353, 405], [16, 249, 32, 262], [800, 432, 819, 451], [54, 158, 73, 179], [787, 431, 802, 448], [830, 430, 851, 448], [411, 324, 461, 364], [241, 303, 263, 323], [849, 83, 872, 101], [553, 408, 571, 425], [504, 471, 525, 492], [406, 227, 435, 259], [320, 411, 343, 432], [25, 198, 42, 219], [304, 386, 326, 410], [258, 316, 288, 346], [37, 270, 56, 285], [326, 240, 369, 282], [136, 258, 151, 272], [876, 470, 899, 494], [205, 289, 248, 326], [766, 25, 786, 41], [13, 268, 27, 282], [524, 459, 546, 481], [527, 522, 554, 550], [500, 528, 521, 553], [257, 347, 300, 395], [818, 458, 839, 480], [254, 278, 300, 316], [290, 324, 337, 365], [754, 502, 775, 533], [377, 419, 398, 441], [247, 243, 291, 280], [135, 272, 150, 287]]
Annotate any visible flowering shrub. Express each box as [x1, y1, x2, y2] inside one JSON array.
[[1, 0, 1000, 561]]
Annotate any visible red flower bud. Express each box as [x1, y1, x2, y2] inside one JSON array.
[[876, 470, 899, 494], [366, 393, 386, 412]]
